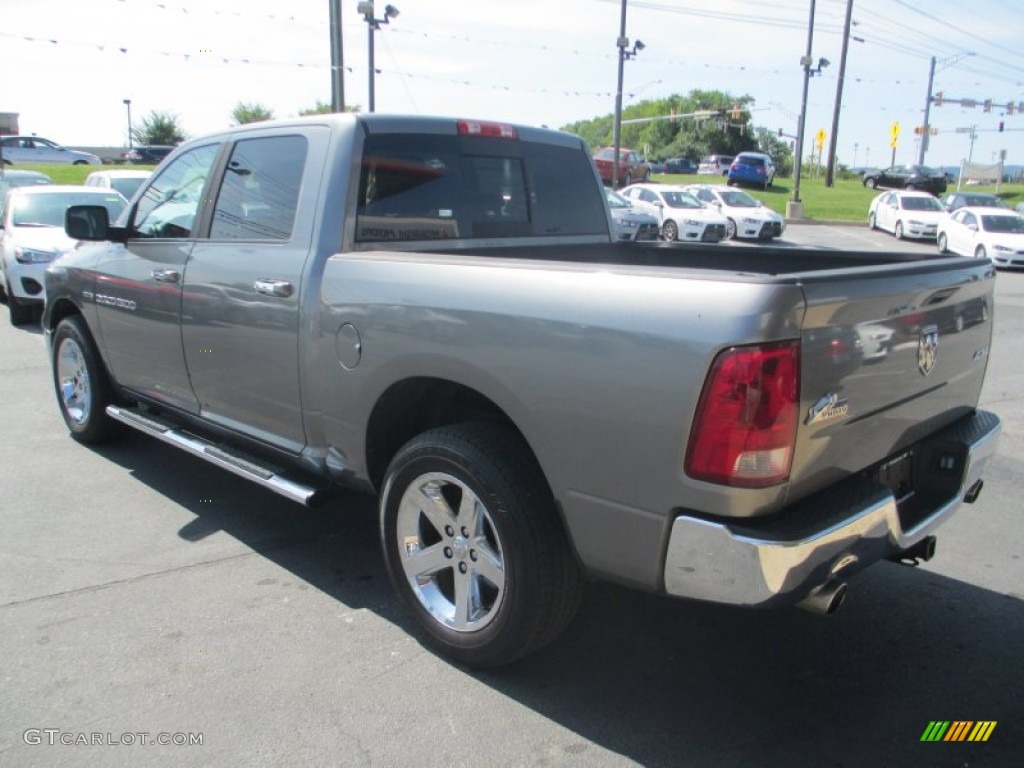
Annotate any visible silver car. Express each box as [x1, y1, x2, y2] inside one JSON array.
[[0, 136, 101, 166]]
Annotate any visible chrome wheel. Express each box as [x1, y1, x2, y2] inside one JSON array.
[[937, 233, 948, 253], [56, 337, 92, 426], [726, 218, 737, 239], [662, 220, 678, 242], [395, 472, 506, 632], [894, 221, 904, 240]]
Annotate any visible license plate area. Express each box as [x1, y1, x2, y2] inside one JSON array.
[[878, 449, 915, 505]]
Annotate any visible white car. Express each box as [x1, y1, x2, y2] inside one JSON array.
[[0, 186, 126, 325], [619, 183, 728, 242], [84, 169, 152, 201], [868, 190, 946, 240], [0, 136, 101, 166], [682, 184, 785, 240], [605, 188, 660, 242], [937, 207, 1024, 267]]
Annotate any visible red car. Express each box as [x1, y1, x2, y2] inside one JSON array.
[[593, 147, 650, 186]]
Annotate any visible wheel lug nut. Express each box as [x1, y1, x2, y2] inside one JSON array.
[[444, 547, 453, 559], [445, 525, 454, 537], [458, 562, 468, 574], [461, 527, 469, 538], [469, 550, 478, 562]]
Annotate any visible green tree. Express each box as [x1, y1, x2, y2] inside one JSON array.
[[231, 102, 275, 125], [297, 100, 362, 116], [131, 110, 186, 146]]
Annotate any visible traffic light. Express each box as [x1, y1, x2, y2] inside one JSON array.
[[778, 128, 783, 137], [999, 121, 1005, 133], [934, 91, 943, 107], [984, 99, 992, 113], [1008, 102, 1016, 116]]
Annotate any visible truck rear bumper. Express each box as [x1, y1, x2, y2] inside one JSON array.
[[663, 409, 1001, 607]]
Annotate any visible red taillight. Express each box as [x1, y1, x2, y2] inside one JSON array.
[[685, 341, 800, 487], [457, 120, 517, 139]]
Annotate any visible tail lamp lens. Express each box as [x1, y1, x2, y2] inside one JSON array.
[[685, 341, 800, 487]]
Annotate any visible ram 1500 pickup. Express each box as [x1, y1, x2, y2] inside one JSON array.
[[45, 114, 1000, 667]]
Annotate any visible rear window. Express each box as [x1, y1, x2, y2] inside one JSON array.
[[356, 133, 608, 241], [737, 156, 765, 167]]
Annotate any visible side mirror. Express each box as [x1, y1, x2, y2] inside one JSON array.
[[65, 205, 126, 242]]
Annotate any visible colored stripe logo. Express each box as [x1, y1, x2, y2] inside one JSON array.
[[921, 721, 997, 742]]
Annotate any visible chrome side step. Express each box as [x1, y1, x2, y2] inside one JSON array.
[[105, 405, 322, 506]]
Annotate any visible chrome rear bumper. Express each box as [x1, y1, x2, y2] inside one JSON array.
[[663, 409, 1001, 607]]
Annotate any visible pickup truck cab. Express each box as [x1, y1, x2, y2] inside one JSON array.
[[45, 114, 1000, 667]]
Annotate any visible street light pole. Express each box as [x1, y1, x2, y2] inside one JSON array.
[[329, 0, 345, 111], [611, 0, 628, 189], [919, 51, 974, 166], [357, 2, 400, 114], [789, 0, 817, 218], [123, 99, 133, 151]]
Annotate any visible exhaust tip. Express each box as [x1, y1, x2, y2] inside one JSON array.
[[797, 579, 847, 616]]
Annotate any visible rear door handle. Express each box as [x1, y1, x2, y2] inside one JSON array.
[[254, 279, 294, 298], [151, 268, 180, 283]]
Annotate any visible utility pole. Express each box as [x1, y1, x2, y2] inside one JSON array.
[[918, 56, 936, 166], [611, 0, 628, 188], [824, 0, 853, 186], [329, 0, 345, 111], [788, 0, 817, 218]]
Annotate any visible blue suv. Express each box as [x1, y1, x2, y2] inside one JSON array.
[[727, 152, 775, 190]]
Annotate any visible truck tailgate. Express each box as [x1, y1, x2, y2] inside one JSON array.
[[788, 260, 995, 500]]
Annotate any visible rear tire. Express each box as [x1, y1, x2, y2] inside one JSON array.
[[868, 212, 877, 230], [379, 423, 583, 668], [73, 160, 89, 166], [864, 177, 877, 189], [51, 315, 120, 443]]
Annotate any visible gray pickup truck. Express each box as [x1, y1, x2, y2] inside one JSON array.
[[45, 114, 1000, 667]]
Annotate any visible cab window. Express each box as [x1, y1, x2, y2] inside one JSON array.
[[131, 144, 219, 239]]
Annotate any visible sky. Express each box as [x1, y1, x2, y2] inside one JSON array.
[[2, 0, 1022, 169]]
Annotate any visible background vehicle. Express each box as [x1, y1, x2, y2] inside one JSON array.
[[661, 157, 698, 175], [619, 183, 727, 242], [122, 145, 175, 165], [593, 146, 649, 186], [0, 186, 126, 324], [84, 169, 153, 200], [937, 207, 1024, 266], [939, 192, 1009, 212], [45, 113, 999, 668], [868, 190, 947, 240], [862, 165, 947, 194], [727, 152, 775, 190], [605, 188, 660, 241], [682, 183, 784, 239], [698, 154, 734, 176], [0, 136, 101, 166], [0, 169, 53, 198]]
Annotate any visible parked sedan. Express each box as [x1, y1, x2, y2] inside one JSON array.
[[937, 207, 1024, 267], [84, 169, 152, 200], [122, 145, 175, 165], [0, 186, 127, 325], [682, 184, 785, 240], [661, 157, 698, 175], [861, 164, 947, 194], [0, 136, 101, 166], [592, 147, 650, 186], [619, 183, 728, 242], [605, 188, 660, 242], [868, 190, 947, 240], [0, 170, 54, 198], [938, 192, 1009, 212]]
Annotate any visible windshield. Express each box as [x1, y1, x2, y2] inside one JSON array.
[[12, 192, 126, 227], [964, 195, 1007, 208], [981, 214, 1024, 233], [719, 190, 758, 207], [900, 196, 944, 211], [661, 190, 703, 209], [606, 190, 630, 209]]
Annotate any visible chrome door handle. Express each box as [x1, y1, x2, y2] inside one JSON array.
[[151, 268, 180, 283], [254, 279, 294, 298]]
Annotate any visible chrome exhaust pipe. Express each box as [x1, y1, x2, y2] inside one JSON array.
[[887, 535, 937, 566], [797, 579, 848, 616]]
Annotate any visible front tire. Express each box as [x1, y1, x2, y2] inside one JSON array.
[[864, 177, 877, 189], [868, 212, 877, 230], [52, 315, 120, 443], [726, 218, 738, 240], [380, 423, 583, 668], [937, 233, 948, 253], [662, 219, 679, 242], [894, 221, 905, 240], [73, 160, 89, 166], [975, 245, 987, 259], [6, 279, 34, 326]]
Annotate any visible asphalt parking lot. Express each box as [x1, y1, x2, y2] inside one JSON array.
[[2, 237, 1021, 767]]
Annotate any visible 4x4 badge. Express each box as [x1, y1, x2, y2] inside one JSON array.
[[918, 326, 939, 376]]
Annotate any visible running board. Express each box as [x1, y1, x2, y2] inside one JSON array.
[[105, 405, 322, 506]]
